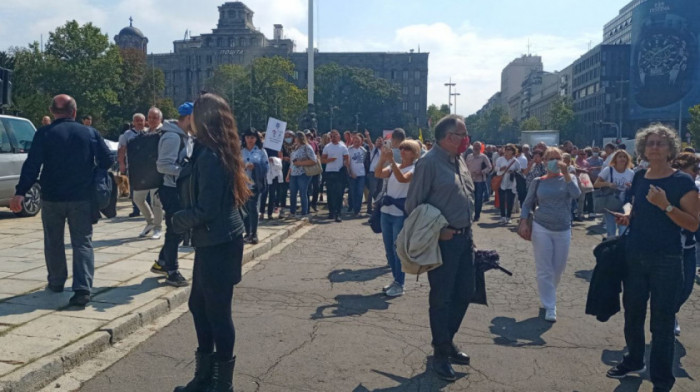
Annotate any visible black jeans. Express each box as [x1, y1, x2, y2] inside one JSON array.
[[473, 182, 486, 220], [277, 181, 289, 209], [189, 237, 243, 361], [244, 192, 261, 236], [324, 171, 344, 216], [42, 200, 94, 293], [265, 179, 280, 216], [498, 188, 515, 218], [428, 232, 475, 348], [157, 186, 181, 272], [622, 251, 682, 391], [308, 174, 320, 209]]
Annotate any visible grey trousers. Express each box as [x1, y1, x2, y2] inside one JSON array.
[[41, 200, 95, 293]]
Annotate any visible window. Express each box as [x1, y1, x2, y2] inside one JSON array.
[[403, 71, 409, 80], [402, 86, 408, 95], [3, 118, 36, 153], [414, 102, 419, 111], [0, 123, 11, 153], [402, 102, 408, 111], [414, 71, 420, 80], [414, 86, 420, 95], [206, 55, 212, 65], [391, 70, 397, 80]]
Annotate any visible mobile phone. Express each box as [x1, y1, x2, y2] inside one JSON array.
[[384, 139, 392, 148], [604, 209, 623, 217]]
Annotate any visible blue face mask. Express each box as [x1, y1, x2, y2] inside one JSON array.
[[285, 138, 293, 144], [547, 159, 561, 174]]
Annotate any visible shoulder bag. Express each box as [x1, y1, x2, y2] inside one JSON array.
[[490, 158, 516, 192], [593, 168, 624, 213], [302, 145, 323, 176], [519, 177, 541, 241]]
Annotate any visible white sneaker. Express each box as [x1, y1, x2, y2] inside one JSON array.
[[151, 229, 162, 240], [382, 282, 396, 293], [505, 217, 511, 224], [674, 317, 681, 336], [385, 284, 404, 297], [139, 224, 155, 237], [544, 308, 557, 322], [499, 217, 506, 224]]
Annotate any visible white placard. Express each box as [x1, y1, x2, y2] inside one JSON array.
[[263, 117, 287, 151], [382, 130, 394, 140]]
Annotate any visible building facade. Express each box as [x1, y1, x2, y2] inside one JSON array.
[[603, 0, 647, 45], [117, 2, 429, 128], [500, 55, 543, 117]]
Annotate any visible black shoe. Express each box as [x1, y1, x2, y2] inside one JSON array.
[[311, 206, 318, 212], [174, 349, 213, 392], [208, 356, 235, 392], [250, 235, 258, 245], [473, 216, 480, 222], [165, 271, 189, 287], [606, 363, 646, 379], [69, 290, 91, 307], [328, 213, 335, 220], [448, 343, 470, 365], [432, 356, 456, 381], [128, 211, 140, 218], [335, 216, 342, 222], [47, 283, 64, 293], [243, 235, 253, 244]]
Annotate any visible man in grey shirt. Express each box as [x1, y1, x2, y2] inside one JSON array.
[[405, 114, 475, 382]]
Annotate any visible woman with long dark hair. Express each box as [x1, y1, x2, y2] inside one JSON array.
[[172, 93, 252, 392]]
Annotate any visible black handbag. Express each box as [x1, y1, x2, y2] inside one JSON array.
[[369, 196, 383, 233], [593, 168, 624, 213]]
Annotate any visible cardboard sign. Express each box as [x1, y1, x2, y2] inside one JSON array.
[[382, 130, 394, 140], [263, 117, 287, 151]]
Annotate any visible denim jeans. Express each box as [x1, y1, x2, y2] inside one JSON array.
[[41, 200, 94, 293], [380, 212, 406, 286], [622, 251, 683, 391], [289, 174, 311, 215], [473, 182, 486, 220], [157, 185, 182, 272], [604, 212, 627, 238], [308, 174, 320, 209], [189, 236, 243, 361], [325, 171, 344, 216], [428, 232, 475, 346], [349, 176, 365, 214], [244, 192, 261, 236], [677, 247, 696, 312]]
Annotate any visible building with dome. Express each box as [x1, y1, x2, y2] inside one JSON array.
[[114, 1, 428, 128], [114, 17, 148, 55]]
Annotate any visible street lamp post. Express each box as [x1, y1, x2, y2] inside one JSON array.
[[451, 91, 461, 115], [444, 78, 456, 114], [599, 121, 621, 140]]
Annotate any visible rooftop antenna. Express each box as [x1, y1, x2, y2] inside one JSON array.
[[527, 39, 531, 55]]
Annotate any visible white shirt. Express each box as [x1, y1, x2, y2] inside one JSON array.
[[495, 156, 520, 192], [368, 147, 381, 172], [381, 164, 415, 216], [516, 153, 528, 172], [322, 142, 349, 172], [348, 146, 367, 177], [599, 166, 635, 202]]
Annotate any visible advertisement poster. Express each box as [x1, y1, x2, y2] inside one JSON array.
[[263, 117, 287, 152]]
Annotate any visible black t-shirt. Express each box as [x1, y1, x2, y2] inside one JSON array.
[[627, 169, 697, 255]]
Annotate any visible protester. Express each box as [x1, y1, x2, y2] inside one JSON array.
[[366, 135, 383, 213], [321, 130, 350, 222], [605, 125, 699, 392], [593, 150, 634, 239], [495, 144, 520, 224], [264, 155, 283, 219], [375, 140, 419, 297], [11, 94, 113, 307], [118, 113, 146, 217], [241, 128, 269, 244], [518, 147, 581, 322], [306, 129, 321, 212], [172, 93, 251, 392], [277, 131, 294, 217], [41, 115, 51, 126], [347, 133, 368, 217], [133, 108, 165, 240], [151, 104, 192, 287], [574, 149, 593, 221], [465, 141, 492, 222], [602, 143, 616, 166], [81, 115, 93, 127], [525, 150, 546, 188], [287, 131, 317, 218], [406, 114, 475, 381]]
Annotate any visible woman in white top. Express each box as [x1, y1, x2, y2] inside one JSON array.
[[593, 150, 635, 238], [374, 140, 420, 297], [495, 144, 521, 224]]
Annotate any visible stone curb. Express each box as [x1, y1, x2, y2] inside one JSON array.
[[0, 220, 307, 392]]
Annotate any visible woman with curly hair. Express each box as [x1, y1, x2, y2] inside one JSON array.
[[172, 93, 252, 392]]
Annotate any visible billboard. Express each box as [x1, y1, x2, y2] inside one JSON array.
[[629, 0, 700, 120]]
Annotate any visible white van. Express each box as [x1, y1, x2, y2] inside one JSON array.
[[0, 115, 40, 216]]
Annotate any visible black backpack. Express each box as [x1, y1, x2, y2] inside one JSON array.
[[127, 129, 185, 191]]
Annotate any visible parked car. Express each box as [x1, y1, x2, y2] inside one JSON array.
[[0, 115, 40, 217]]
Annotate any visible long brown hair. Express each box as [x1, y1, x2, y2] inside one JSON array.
[[191, 93, 251, 206]]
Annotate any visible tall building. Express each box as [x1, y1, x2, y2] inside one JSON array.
[[603, 0, 647, 45], [114, 17, 148, 55], [500, 55, 543, 117], [116, 2, 429, 128]]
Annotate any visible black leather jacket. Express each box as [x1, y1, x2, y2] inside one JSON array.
[[173, 142, 245, 247]]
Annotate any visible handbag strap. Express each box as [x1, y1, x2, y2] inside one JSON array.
[[501, 158, 516, 175]]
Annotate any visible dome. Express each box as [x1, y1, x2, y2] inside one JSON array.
[[118, 26, 145, 39]]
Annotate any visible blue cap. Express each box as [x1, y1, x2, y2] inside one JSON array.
[[178, 102, 194, 116]]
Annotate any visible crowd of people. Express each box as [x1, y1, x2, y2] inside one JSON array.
[[11, 93, 700, 392]]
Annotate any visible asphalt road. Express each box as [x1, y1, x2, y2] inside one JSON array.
[[79, 206, 700, 392]]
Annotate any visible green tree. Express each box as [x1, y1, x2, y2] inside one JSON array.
[[0, 50, 15, 69], [689, 104, 700, 147], [546, 96, 577, 143], [425, 103, 450, 140], [520, 116, 542, 131]]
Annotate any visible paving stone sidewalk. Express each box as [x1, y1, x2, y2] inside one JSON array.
[[0, 200, 305, 392]]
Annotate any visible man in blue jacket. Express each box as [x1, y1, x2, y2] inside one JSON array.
[[11, 94, 113, 307]]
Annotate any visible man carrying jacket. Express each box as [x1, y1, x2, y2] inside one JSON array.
[[11, 94, 113, 307], [405, 114, 475, 382], [150, 103, 193, 287]]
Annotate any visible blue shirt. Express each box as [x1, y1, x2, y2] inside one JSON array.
[[242, 146, 269, 188]]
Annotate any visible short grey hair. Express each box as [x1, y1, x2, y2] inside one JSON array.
[[434, 114, 465, 141], [148, 107, 163, 120], [635, 123, 680, 162], [132, 113, 145, 121]]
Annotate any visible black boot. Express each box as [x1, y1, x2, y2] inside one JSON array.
[[432, 345, 456, 381], [206, 356, 235, 392], [174, 350, 213, 392]]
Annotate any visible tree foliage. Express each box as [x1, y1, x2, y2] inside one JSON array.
[[545, 96, 577, 143], [689, 104, 700, 147], [520, 116, 542, 131], [0, 50, 15, 69]]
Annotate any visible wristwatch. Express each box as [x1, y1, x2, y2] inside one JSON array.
[[665, 204, 674, 213]]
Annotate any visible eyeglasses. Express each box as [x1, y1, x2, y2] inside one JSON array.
[[449, 132, 468, 138], [647, 141, 669, 148]]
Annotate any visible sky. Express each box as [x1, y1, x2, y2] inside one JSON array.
[[2, 0, 630, 115]]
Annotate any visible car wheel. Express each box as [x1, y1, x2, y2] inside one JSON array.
[[15, 183, 41, 217]]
